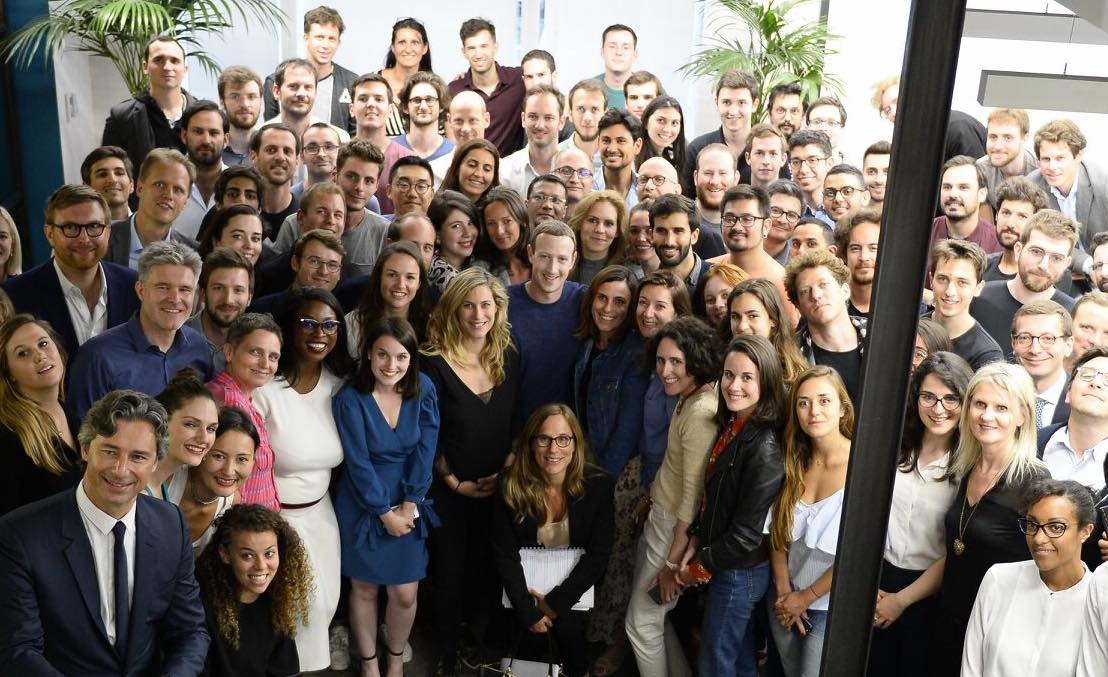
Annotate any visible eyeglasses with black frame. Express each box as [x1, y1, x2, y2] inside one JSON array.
[[1017, 517, 1070, 538], [769, 206, 801, 224], [721, 213, 765, 229], [636, 175, 672, 187], [49, 222, 108, 238], [554, 166, 594, 181], [918, 391, 961, 410], [532, 434, 575, 448], [297, 318, 341, 335]]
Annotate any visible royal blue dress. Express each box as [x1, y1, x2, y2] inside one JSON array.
[[333, 373, 440, 584]]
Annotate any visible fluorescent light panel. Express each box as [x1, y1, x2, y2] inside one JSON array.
[[978, 70, 1108, 113], [963, 9, 1108, 43]]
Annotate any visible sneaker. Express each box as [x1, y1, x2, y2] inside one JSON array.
[[379, 623, 413, 663], [329, 625, 350, 671]]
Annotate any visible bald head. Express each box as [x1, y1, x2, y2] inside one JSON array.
[[447, 91, 490, 143], [552, 146, 595, 203], [637, 157, 680, 199]]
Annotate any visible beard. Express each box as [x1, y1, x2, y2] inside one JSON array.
[[1018, 267, 1055, 293]]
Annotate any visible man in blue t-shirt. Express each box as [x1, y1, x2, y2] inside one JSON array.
[[594, 24, 638, 110]]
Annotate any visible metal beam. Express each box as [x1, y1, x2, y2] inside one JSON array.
[[963, 9, 1108, 44], [978, 70, 1108, 114], [819, 0, 968, 675]]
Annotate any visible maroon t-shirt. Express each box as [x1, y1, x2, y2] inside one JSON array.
[[449, 63, 526, 157], [927, 215, 1001, 271]]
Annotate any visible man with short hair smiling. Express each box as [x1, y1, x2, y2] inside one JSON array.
[[787, 129, 834, 228], [507, 220, 585, 425], [449, 18, 526, 156], [258, 181, 346, 298], [250, 122, 301, 241], [551, 147, 595, 214], [263, 58, 349, 144], [444, 90, 491, 145], [972, 209, 1077, 360], [623, 70, 665, 119], [636, 157, 681, 201], [329, 139, 390, 276], [1028, 119, 1108, 259], [983, 176, 1048, 282], [785, 248, 866, 401], [651, 194, 709, 303], [175, 100, 228, 240], [685, 70, 760, 192], [1039, 347, 1108, 490], [764, 179, 805, 265], [928, 155, 1000, 266], [500, 85, 566, 197], [927, 239, 1003, 369], [1011, 301, 1074, 429], [834, 207, 881, 317], [822, 164, 870, 225], [526, 174, 569, 224], [596, 24, 638, 109], [186, 247, 253, 371], [1068, 292, 1108, 373], [251, 230, 346, 316], [862, 141, 890, 212], [692, 144, 737, 258], [745, 123, 788, 190], [386, 156, 436, 219], [597, 108, 643, 207], [349, 73, 415, 214], [105, 148, 197, 269], [396, 72, 454, 162], [295, 122, 342, 200], [521, 49, 557, 89], [766, 82, 804, 139], [976, 108, 1038, 218], [68, 241, 214, 419], [4, 184, 139, 358], [557, 79, 608, 178], [81, 145, 134, 221], [217, 65, 264, 166]]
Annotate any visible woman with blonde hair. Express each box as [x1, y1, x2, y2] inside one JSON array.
[[0, 315, 80, 515], [930, 363, 1049, 675], [0, 206, 23, 283], [701, 263, 748, 331], [768, 366, 854, 677], [724, 279, 808, 385], [569, 190, 627, 286], [421, 267, 520, 674]]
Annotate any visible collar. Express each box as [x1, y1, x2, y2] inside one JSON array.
[[129, 214, 171, 256], [76, 481, 138, 535], [125, 313, 192, 353], [1045, 425, 1108, 458], [53, 258, 107, 303], [1051, 181, 1078, 203]]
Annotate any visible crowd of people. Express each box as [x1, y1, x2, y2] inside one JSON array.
[[2, 5, 1108, 677]]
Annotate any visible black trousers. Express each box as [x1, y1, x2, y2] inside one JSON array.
[[867, 559, 938, 677]]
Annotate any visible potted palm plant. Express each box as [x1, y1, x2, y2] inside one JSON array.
[[1, 0, 286, 95], [680, 0, 842, 121]]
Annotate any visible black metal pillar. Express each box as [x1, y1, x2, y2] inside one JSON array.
[[820, 1, 969, 675]]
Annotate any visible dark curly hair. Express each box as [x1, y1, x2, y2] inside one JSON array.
[[195, 504, 314, 649], [647, 316, 721, 388], [275, 287, 355, 387]]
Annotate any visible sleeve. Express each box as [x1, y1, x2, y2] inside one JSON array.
[[595, 355, 648, 478], [102, 106, 124, 148], [960, 565, 998, 677], [66, 348, 113, 422], [332, 389, 391, 516], [545, 473, 615, 620], [700, 432, 786, 573], [262, 74, 279, 121], [1079, 570, 1108, 677], [155, 507, 210, 677], [402, 377, 440, 503], [490, 489, 544, 628], [673, 397, 718, 523], [0, 525, 66, 676]]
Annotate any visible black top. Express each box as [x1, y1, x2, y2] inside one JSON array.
[[0, 421, 82, 517], [422, 348, 521, 480], [970, 280, 1075, 361], [260, 195, 300, 244], [949, 320, 1004, 371], [201, 590, 299, 677], [812, 342, 863, 404]]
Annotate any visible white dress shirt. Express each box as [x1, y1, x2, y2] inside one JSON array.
[[1036, 370, 1068, 427], [75, 482, 137, 645], [173, 164, 226, 241], [884, 452, 957, 570], [1079, 562, 1108, 676], [53, 259, 108, 346], [499, 145, 544, 198], [962, 560, 1090, 677], [1043, 426, 1108, 491], [1051, 182, 1079, 222]]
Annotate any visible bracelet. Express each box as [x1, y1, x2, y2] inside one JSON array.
[[664, 560, 679, 571], [806, 586, 820, 600], [448, 476, 461, 492]]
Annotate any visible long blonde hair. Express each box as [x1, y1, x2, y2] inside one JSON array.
[[0, 315, 70, 474], [951, 363, 1045, 485], [502, 404, 592, 526], [421, 267, 514, 384], [770, 366, 854, 552]]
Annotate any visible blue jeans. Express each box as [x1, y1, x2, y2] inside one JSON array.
[[699, 562, 771, 677], [768, 606, 828, 677]]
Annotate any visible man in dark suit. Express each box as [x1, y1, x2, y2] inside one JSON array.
[[105, 148, 199, 270], [0, 390, 208, 675], [1012, 300, 1075, 430], [3, 185, 139, 358]]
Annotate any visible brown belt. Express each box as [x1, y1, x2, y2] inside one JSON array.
[[282, 496, 324, 510]]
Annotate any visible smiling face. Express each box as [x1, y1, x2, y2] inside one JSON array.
[[862, 152, 889, 202], [721, 350, 760, 418], [967, 381, 1024, 448], [224, 329, 281, 392], [301, 126, 340, 180], [388, 165, 435, 216], [703, 275, 735, 327], [652, 212, 697, 268], [136, 160, 190, 228], [220, 528, 279, 604], [789, 144, 829, 195], [917, 373, 960, 439], [369, 334, 409, 390], [722, 197, 767, 253], [293, 299, 339, 363], [305, 21, 340, 67], [379, 252, 421, 314], [766, 193, 802, 247], [985, 119, 1025, 169], [598, 123, 641, 172], [438, 208, 478, 265], [391, 27, 427, 69], [457, 149, 496, 202], [336, 157, 380, 214], [46, 200, 110, 272], [626, 209, 654, 264], [351, 80, 390, 133], [823, 173, 869, 222], [292, 240, 342, 290], [845, 222, 880, 287], [715, 86, 755, 134], [407, 82, 441, 130], [462, 29, 498, 76], [1025, 495, 1091, 577], [166, 396, 219, 467], [646, 106, 681, 153], [458, 283, 497, 342], [930, 258, 983, 320], [694, 149, 737, 210], [250, 128, 299, 187], [297, 192, 346, 238], [730, 292, 775, 339], [4, 322, 65, 395], [1012, 312, 1072, 383], [570, 90, 606, 143], [580, 200, 619, 260], [1038, 140, 1082, 193], [939, 164, 986, 222], [591, 280, 632, 339], [82, 419, 159, 518], [202, 266, 251, 329], [636, 284, 677, 338], [655, 337, 695, 397], [527, 180, 568, 224], [198, 429, 255, 498], [995, 199, 1036, 252], [1070, 355, 1108, 418], [1014, 230, 1072, 293], [275, 66, 316, 119], [527, 233, 576, 298], [795, 375, 846, 441], [214, 214, 264, 265], [531, 413, 577, 483], [483, 201, 522, 253], [1073, 304, 1108, 360], [137, 263, 196, 334], [88, 157, 133, 209], [522, 93, 561, 149]]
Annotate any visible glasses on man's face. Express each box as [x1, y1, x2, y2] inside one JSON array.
[[554, 166, 593, 181], [1017, 518, 1070, 538], [636, 174, 671, 187], [532, 434, 575, 448], [394, 179, 432, 195], [789, 156, 826, 170], [1021, 245, 1068, 268], [769, 206, 801, 224], [1011, 332, 1068, 349], [529, 193, 565, 207], [297, 317, 341, 335], [1075, 366, 1108, 384], [408, 96, 439, 107], [303, 143, 340, 155], [304, 256, 341, 273], [50, 222, 107, 238], [918, 391, 961, 410], [808, 118, 842, 128], [824, 186, 862, 200], [721, 213, 765, 229]]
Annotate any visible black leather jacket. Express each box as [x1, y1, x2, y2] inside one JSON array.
[[688, 421, 784, 573]]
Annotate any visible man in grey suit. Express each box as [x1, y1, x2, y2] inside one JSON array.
[[106, 148, 199, 269], [1027, 119, 1108, 272]]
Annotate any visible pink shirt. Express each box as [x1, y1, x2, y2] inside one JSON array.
[[206, 371, 280, 511]]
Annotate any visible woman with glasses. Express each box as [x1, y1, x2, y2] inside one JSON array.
[[635, 97, 688, 193], [253, 288, 354, 671], [492, 404, 614, 677], [440, 139, 500, 206], [476, 186, 531, 287], [930, 363, 1050, 676], [569, 191, 628, 286], [426, 190, 480, 294], [962, 478, 1093, 676], [867, 352, 972, 677], [347, 241, 431, 356]]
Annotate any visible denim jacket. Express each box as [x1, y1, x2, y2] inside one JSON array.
[[573, 332, 649, 477]]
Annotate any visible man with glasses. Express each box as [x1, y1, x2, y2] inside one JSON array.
[[764, 179, 805, 265], [1039, 347, 1108, 490], [972, 210, 1078, 360], [834, 208, 881, 317], [396, 72, 454, 162], [250, 229, 345, 316], [693, 144, 738, 258], [386, 156, 436, 219], [526, 174, 569, 224], [745, 123, 789, 191], [294, 123, 340, 196], [105, 148, 198, 269], [500, 85, 566, 197], [787, 129, 834, 230], [822, 164, 870, 226], [1010, 301, 1075, 429], [4, 185, 139, 358], [636, 157, 681, 200], [928, 156, 1000, 267], [551, 147, 595, 215], [804, 96, 848, 165]]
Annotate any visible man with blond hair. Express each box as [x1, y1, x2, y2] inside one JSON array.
[[105, 148, 198, 269]]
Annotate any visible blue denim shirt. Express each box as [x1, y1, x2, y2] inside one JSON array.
[[573, 332, 648, 477], [639, 371, 679, 491]]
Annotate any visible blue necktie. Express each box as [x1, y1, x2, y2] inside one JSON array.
[[112, 521, 129, 656]]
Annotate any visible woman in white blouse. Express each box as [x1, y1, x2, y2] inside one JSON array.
[[868, 352, 973, 676], [253, 288, 355, 672], [962, 478, 1094, 676]]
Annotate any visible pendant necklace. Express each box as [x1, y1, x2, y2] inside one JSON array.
[[954, 466, 1001, 556]]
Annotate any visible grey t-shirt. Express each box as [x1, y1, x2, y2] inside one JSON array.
[[272, 209, 389, 278]]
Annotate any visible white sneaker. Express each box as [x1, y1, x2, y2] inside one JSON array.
[[329, 625, 351, 671], [379, 623, 413, 663]]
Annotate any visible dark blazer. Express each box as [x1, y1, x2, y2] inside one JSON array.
[[492, 471, 614, 627], [3, 259, 140, 358], [0, 489, 208, 676], [263, 62, 358, 134], [102, 90, 196, 177], [1028, 161, 1108, 271], [105, 217, 199, 267], [1036, 421, 1066, 459], [688, 421, 784, 572]]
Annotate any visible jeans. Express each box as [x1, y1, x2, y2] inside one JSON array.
[[699, 562, 772, 677], [768, 606, 828, 677]]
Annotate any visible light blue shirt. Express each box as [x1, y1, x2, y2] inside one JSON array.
[[127, 215, 171, 270], [1051, 182, 1079, 222]]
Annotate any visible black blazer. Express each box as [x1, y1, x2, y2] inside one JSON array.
[[688, 421, 784, 572], [0, 490, 209, 675], [105, 217, 199, 267], [3, 259, 139, 358], [492, 470, 614, 627], [102, 90, 196, 179]]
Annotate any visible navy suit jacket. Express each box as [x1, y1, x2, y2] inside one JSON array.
[[0, 489, 208, 676], [1037, 421, 1066, 459], [3, 259, 139, 358]]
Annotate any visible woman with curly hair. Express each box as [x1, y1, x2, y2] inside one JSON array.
[[475, 186, 531, 286], [569, 190, 627, 286], [724, 279, 808, 386], [426, 190, 480, 294], [196, 503, 314, 677]]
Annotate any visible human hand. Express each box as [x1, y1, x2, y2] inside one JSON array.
[[655, 567, 683, 604], [474, 473, 500, 494], [457, 479, 496, 499], [381, 509, 413, 537], [874, 590, 907, 628], [632, 495, 651, 524], [529, 615, 553, 633], [528, 588, 558, 620]]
